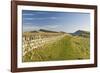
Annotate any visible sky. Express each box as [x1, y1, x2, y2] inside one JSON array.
[[22, 10, 90, 33]]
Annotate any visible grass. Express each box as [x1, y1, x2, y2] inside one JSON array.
[[23, 34, 90, 62]]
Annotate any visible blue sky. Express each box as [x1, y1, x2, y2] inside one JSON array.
[[22, 10, 90, 33]]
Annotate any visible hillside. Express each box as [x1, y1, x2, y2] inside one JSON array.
[[23, 31, 90, 62], [27, 29, 66, 33], [71, 30, 90, 38], [39, 29, 59, 33]]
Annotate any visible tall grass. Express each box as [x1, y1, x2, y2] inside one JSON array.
[[23, 34, 90, 62]]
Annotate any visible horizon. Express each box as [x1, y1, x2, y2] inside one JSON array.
[[22, 10, 90, 33], [23, 29, 90, 33]]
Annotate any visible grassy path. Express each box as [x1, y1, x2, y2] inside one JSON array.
[[23, 34, 66, 56]]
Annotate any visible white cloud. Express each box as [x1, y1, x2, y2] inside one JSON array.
[[23, 23, 33, 25], [22, 13, 35, 16], [23, 16, 58, 21], [23, 23, 59, 32], [23, 18, 35, 20], [36, 12, 46, 14], [44, 25, 59, 29], [50, 17, 57, 19], [23, 25, 40, 32]]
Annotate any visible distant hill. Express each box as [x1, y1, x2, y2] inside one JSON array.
[[39, 29, 59, 33], [71, 30, 90, 38], [30, 31, 39, 33], [24, 29, 90, 38], [29, 29, 66, 33]]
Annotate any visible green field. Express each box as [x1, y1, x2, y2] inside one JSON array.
[[22, 33, 90, 62]]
